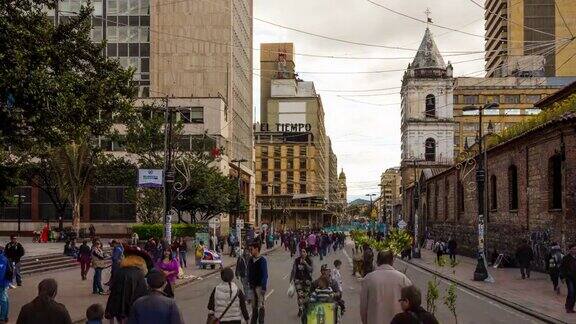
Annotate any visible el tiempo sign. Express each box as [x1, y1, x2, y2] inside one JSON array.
[[257, 123, 312, 132]]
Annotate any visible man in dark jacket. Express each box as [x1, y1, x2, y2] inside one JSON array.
[[561, 244, 576, 313], [248, 241, 267, 324], [447, 238, 457, 263], [515, 239, 534, 279], [391, 285, 439, 324], [16, 278, 72, 324], [5, 235, 24, 287], [127, 271, 183, 324]]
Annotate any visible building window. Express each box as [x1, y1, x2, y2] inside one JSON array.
[[299, 158, 307, 169], [504, 95, 520, 104], [273, 185, 280, 195], [300, 184, 307, 194], [508, 165, 519, 210], [425, 94, 436, 118], [457, 181, 464, 217], [453, 95, 459, 104], [287, 171, 294, 182], [549, 154, 562, 210], [274, 159, 281, 170], [261, 158, 268, 170], [434, 182, 439, 220], [90, 186, 135, 221], [274, 171, 281, 182], [0, 187, 32, 220], [524, 108, 541, 115], [299, 146, 306, 157], [180, 107, 203, 124], [300, 171, 307, 182], [274, 146, 281, 157], [444, 178, 449, 219], [261, 146, 268, 156], [261, 184, 268, 195], [287, 159, 293, 169], [287, 146, 293, 158], [261, 171, 268, 182], [490, 175, 497, 211], [525, 94, 542, 103], [287, 183, 294, 194], [464, 95, 479, 104], [425, 138, 436, 161], [485, 95, 500, 104], [504, 109, 521, 115]]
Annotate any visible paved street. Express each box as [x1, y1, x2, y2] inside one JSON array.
[[175, 244, 549, 323]]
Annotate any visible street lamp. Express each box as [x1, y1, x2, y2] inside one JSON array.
[[13, 194, 26, 236], [462, 102, 498, 282]]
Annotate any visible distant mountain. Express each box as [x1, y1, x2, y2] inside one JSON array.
[[349, 198, 370, 206]]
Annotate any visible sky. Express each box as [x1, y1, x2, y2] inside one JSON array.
[[253, 0, 488, 201]]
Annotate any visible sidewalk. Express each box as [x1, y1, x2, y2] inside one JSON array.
[[7, 245, 278, 323], [408, 249, 572, 323]]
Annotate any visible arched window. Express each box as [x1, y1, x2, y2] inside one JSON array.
[[425, 138, 436, 161], [425, 94, 436, 118], [490, 175, 497, 211], [549, 154, 562, 209], [508, 165, 518, 210]]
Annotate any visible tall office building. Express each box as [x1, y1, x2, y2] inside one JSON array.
[[484, 0, 576, 77], [255, 42, 337, 229]]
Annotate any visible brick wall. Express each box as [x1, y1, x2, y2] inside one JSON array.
[[419, 121, 576, 270]]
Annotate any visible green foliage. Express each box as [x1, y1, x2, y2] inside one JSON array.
[[426, 276, 440, 315], [490, 93, 576, 147], [444, 282, 458, 324], [172, 153, 246, 221], [435, 255, 447, 267], [0, 0, 136, 201], [350, 229, 413, 255], [133, 188, 163, 224], [131, 223, 201, 240], [93, 154, 138, 186]]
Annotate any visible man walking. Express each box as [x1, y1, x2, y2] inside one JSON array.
[[447, 237, 457, 263], [546, 243, 564, 294], [16, 278, 72, 324], [248, 241, 268, 324], [561, 244, 576, 313], [5, 235, 24, 287], [360, 250, 412, 324], [515, 239, 534, 279], [127, 271, 184, 324]]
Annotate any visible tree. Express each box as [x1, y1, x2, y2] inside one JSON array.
[[48, 141, 96, 233], [0, 0, 135, 202], [172, 153, 246, 222]]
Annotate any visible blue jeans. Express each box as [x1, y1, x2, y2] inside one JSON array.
[[0, 286, 8, 321], [12, 262, 21, 285], [93, 268, 104, 294], [566, 278, 576, 311], [179, 251, 187, 268]]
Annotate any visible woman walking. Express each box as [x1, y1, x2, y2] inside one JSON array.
[[207, 268, 250, 324], [290, 248, 313, 317], [79, 240, 92, 280], [155, 248, 179, 298], [177, 237, 188, 268], [91, 241, 106, 295]]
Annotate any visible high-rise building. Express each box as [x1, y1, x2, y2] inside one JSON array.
[[380, 167, 401, 225], [255, 43, 337, 229], [484, 0, 576, 77]]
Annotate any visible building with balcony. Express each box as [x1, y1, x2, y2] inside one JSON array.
[[380, 167, 401, 225]]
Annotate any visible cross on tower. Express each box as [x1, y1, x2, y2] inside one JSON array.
[[425, 8, 432, 26]]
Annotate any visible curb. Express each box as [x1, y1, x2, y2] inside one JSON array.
[[72, 245, 280, 324], [397, 258, 566, 324]]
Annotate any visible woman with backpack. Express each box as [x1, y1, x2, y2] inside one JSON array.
[[207, 268, 250, 324], [546, 243, 564, 294]]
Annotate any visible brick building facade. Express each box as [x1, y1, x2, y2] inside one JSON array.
[[406, 86, 576, 270]]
